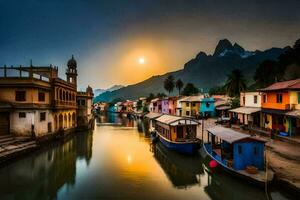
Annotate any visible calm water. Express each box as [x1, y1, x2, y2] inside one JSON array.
[[0, 113, 296, 200]]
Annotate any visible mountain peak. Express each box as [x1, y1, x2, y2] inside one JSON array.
[[233, 43, 245, 53], [213, 39, 233, 56]]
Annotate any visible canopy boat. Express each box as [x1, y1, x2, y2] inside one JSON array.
[[203, 126, 274, 186], [153, 115, 201, 154]]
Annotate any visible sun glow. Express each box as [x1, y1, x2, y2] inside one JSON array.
[[138, 57, 145, 64]]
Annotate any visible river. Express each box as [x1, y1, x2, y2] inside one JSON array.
[[0, 113, 296, 200]]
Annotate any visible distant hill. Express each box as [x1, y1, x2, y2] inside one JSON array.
[[95, 39, 288, 102], [93, 85, 124, 102]]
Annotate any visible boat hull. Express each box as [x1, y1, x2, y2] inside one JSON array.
[[158, 135, 200, 154], [202, 143, 272, 187]]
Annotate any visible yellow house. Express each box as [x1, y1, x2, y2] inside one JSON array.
[[179, 96, 203, 117]]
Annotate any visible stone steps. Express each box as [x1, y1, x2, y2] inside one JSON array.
[[0, 136, 38, 163]]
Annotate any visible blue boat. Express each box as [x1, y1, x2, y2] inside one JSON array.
[[153, 115, 201, 154], [203, 126, 274, 186]]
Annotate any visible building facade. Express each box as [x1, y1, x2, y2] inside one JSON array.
[[0, 56, 93, 139]]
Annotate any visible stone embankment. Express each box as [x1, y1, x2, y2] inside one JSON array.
[[0, 135, 38, 164]]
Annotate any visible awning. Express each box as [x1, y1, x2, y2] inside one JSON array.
[[144, 112, 163, 119], [261, 109, 287, 115], [215, 105, 231, 110], [285, 110, 300, 118], [207, 126, 264, 143], [229, 107, 261, 115], [155, 115, 199, 126]]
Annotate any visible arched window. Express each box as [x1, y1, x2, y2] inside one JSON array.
[[59, 89, 62, 100]]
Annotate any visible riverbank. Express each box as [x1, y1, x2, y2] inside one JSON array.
[[0, 129, 84, 166]]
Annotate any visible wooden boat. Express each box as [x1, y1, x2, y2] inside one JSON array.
[[203, 126, 274, 186], [153, 115, 201, 154]]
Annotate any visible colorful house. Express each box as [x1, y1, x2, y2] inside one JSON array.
[[199, 97, 215, 117], [259, 79, 300, 138], [229, 92, 261, 127], [179, 96, 203, 117], [168, 96, 179, 115], [149, 98, 161, 113], [161, 98, 169, 114]]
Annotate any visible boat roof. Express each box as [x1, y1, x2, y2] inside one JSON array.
[[207, 126, 265, 144], [144, 112, 163, 119], [229, 106, 261, 114], [155, 115, 199, 126]]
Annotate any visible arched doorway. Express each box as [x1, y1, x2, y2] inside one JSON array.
[[59, 114, 63, 129]]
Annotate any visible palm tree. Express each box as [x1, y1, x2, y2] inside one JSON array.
[[175, 79, 184, 95], [224, 69, 246, 97], [164, 75, 175, 95]]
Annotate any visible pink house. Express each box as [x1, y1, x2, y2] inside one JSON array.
[[161, 98, 169, 114]]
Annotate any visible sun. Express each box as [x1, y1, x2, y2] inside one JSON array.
[[138, 57, 145, 64]]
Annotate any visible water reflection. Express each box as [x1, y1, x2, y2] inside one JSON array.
[[152, 142, 204, 189], [0, 113, 296, 200], [0, 131, 93, 200]]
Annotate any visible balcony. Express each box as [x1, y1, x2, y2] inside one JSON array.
[[52, 100, 76, 108]]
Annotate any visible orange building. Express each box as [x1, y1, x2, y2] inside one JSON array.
[[259, 79, 300, 138]]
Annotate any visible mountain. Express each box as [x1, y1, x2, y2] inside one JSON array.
[[93, 85, 124, 101], [95, 39, 289, 102]]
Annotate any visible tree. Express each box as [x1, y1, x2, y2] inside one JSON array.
[[230, 97, 240, 109], [175, 79, 184, 95], [164, 75, 175, 95], [224, 69, 246, 97], [156, 93, 167, 98], [146, 93, 155, 102], [209, 85, 226, 96], [136, 100, 143, 111], [181, 83, 199, 96], [254, 60, 281, 88]]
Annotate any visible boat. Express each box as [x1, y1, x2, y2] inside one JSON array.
[[203, 126, 274, 186], [153, 115, 201, 154]]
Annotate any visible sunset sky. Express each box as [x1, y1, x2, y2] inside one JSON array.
[[0, 0, 300, 90]]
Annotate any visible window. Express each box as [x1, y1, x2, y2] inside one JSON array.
[[298, 92, 300, 104], [19, 112, 26, 118], [15, 91, 26, 101], [276, 93, 283, 103], [38, 92, 45, 102], [186, 103, 190, 107], [238, 145, 242, 154], [254, 95, 258, 104], [40, 112, 46, 121], [81, 100, 86, 106], [192, 102, 196, 107], [186, 111, 190, 116], [48, 122, 52, 133], [206, 102, 210, 108], [263, 95, 267, 103], [243, 97, 245, 105]]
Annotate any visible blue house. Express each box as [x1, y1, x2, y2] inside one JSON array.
[[200, 97, 215, 117]]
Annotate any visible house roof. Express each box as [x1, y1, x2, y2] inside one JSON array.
[[229, 106, 261, 115], [215, 105, 231, 110], [144, 112, 163, 119], [179, 95, 203, 102], [155, 115, 199, 126], [207, 126, 265, 144], [259, 79, 300, 91], [285, 110, 300, 118]]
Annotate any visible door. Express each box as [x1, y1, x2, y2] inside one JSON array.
[[0, 112, 10, 135], [177, 126, 183, 139]]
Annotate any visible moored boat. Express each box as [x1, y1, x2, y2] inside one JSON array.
[[153, 115, 201, 154], [203, 126, 274, 186]]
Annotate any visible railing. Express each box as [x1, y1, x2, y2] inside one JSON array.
[[52, 100, 76, 107], [0, 66, 50, 82]]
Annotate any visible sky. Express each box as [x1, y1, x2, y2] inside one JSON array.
[[0, 0, 300, 90]]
